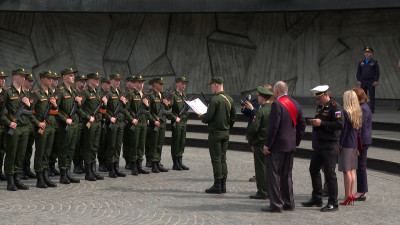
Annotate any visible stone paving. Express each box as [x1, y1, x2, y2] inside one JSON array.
[[0, 146, 399, 225]]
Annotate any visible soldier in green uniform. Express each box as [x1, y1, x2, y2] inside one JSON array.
[[0, 71, 9, 181], [72, 74, 88, 174], [80, 72, 107, 181], [145, 79, 154, 168], [97, 76, 110, 172], [246, 86, 274, 200], [199, 77, 236, 194], [21, 74, 36, 180], [30, 70, 59, 188], [105, 73, 128, 178], [0, 68, 32, 191], [55, 68, 82, 184], [148, 77, 170, 173], [169, 76, 190, 171], [124, 75, 150, 175], [49, 72, 61, 176]]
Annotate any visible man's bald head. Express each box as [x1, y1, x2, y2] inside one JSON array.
[[273, 81, 288, 97]]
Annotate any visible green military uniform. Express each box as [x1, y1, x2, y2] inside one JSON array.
[[148, 77, 171, 173], [0, 71, 9, 181], [145, 79, 154, 167], [200, 77, 236, 194], [169, 76, 190, 170], [0, 68, 32, 191], [49, 72, 61, 176], [246, 86, 273, 199], [80, 72, 106, 181], [97, 76, 110, 172]]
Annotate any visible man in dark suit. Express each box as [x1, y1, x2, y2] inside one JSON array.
[[261, 81, 306, 213]]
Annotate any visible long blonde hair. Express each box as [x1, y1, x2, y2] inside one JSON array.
[[343, 90, 362, 130]]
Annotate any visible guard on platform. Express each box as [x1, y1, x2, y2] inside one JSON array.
[[0, 71, 9, 181]]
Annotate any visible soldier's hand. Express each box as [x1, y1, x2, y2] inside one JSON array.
[[66, 118, 73, 125], [250, 146, 254, 152], [89, 116, 95, 123], [75, 96, 82, 106], [147, 120, 149, 125], [142, 98, 149, 107], [22, 97, 30, 107], [49, 97, 57, 107], [132, 119, 138, 125], [357, 81, 361, 86], [310, 118, 321, 127], [38, 122, 46, 130], [154, 120, 160, 127], [373, 81, 379, 86], [102, 96, 108, 106], [263, 146, 271, 155], [9, 122, 17, 129], [175, 117, 181, 123], [198, 113, 203, 118], [120, 96, 128, 104], [110, 117, 116, 124], [162, 99, 169, 106], [245, 101, 254, 110]]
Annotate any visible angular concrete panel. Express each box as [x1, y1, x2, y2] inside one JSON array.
[[216, 13, 252, 36], [0, 12, 34, 36], [138, 54, 174, 77]]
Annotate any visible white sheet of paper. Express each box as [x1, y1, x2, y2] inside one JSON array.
[[185, 98, 208, 114]]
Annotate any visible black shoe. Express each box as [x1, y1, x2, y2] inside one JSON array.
[[67, 167, 81, 183], [59, 169, 70, 184], [145, 158, 152, 168], [261, 206, 282, 213], [249, 194, 268, 200], [24, 164, 36, 179], [283, 205, 295, 211], [320, 204, 338, 212], [249, 176, 256, 182], [114, 162, 126, 177], [172, 157, 182, 170], [43, 170, 57, 187], [36, 172, 47, 188], [157, 162, 168, 172], [131, 161, 138, 176], [73, 159, 84, 174], [98, 162, 108, 172], [137, 160, 149, 174], [125, 161, 132, 170], [85, 164, 96, 181], [151, 162, 159, 173], [13, 174, 29, 190], [91, 163, 104, 180], [49, 163, 60, 176], [354, 193, 367, 201], [108, 162, 117, 178], [221, 177, 226, 193], [205, 179, 222, 194], [6, 174, 17, 191], [301, 199, 323, 207], [178, 157, 189, 170]]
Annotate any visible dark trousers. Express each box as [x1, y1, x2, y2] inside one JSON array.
[[149, 124, 166, 162], [83, 121, 101, 164], [58, 122, 79, 169], [106, 121, 124, 163], [208, 131, 229, 180], [23, 125, 34, 168], [266, 151, 294, 210], [309, 144, 339, 205], [361, 81, 375, 111], [357, 146, 369, 193], [5, 126, 30, 175], [171, 122, 187, 158], [96, 122, 107, 163], [253, 145, 267, 197]]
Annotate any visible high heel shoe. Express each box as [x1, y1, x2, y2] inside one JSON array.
[[339, 195, 354, 206]]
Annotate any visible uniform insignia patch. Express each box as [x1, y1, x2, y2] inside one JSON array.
[[89, 96, 96, 99], [40, 98, 48, 102], [177, 100, 182, 103], [335, 111, 341, 118], [133, 98, 140, 101], [112, 96, 118, 99], [59, 86, 64, 90], [154, 100, 160, 102], [64, 95, 71, 99], [10, 96, 19, 100]]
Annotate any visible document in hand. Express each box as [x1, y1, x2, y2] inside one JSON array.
[[185, 98, 208, 114]]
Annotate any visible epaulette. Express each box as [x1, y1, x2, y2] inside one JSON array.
[[33, 88, 40, 93], [58, 86, 64, 90]]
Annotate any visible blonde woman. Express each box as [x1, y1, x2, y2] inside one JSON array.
[[338, 90, 362, 205]]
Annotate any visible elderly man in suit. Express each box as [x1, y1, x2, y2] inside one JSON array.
[[261, 81, 306, 213]]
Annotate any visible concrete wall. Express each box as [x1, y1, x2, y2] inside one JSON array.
[[0, 10, 400, 99]]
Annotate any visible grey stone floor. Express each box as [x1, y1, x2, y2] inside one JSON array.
[[0, 146, 399, 225]]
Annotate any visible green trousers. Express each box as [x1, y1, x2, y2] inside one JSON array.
[[208, 131, 229, 180], [5, 125, 30, 175], [106, 121, 124, 163], [73, 122, 84, 162], [58, 122, 79, 169], [34, 125, 55, 173], [122, 125, 129, 161], [125, 125, 147, 162], [97, 122, 107, 163], [145, 125, 152, 160], [253, 145, 268, 197], [83, 121, 101, 164], [23, 124, 35, 168], [171, 122, 187, 158], [149, 123, 166, 162], [49, 127, 61, 165]]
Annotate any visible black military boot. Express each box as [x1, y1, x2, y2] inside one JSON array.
[[172, 157, 182, 171], [0, 167, 6, 181], [67, 167, 80, 183], [137, 160, 149, 174], [108, 162, 117, 178], [59, 169, 70, 184], [49, 163, 60, 176], [43, 170, 57, 187], [221, 177, 226, 193], [85, 164, 96, 181], [36, 172, 47, 188], [151, 162, 159, 173], [25, 164, 37, 178], [205, 179, 222, 194], [114, 162, 126, 177], [157, 161, 168, 172], [73, 159, 84, 174], [6, 174, 17, 191], [91, 163, 104, 180], [20, 171, 29, 180], [146, 157, 152, 168], [98, 161, 108, 172], [178, 157, 189, 170], [14, 174, 29, 190], [125, 160, 132, 170], [131, 161, 138, 176]]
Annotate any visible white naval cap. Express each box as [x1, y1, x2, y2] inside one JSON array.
[[310, 85, 329, 97]]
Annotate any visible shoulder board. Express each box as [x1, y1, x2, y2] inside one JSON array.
[[58, 86, 64, 90], [33, 89, 40, 93]]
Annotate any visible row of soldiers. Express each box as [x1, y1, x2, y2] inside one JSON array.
[[0, 68, 190, 191]]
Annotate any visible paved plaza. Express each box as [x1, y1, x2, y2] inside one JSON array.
[[0, 146, 399, 224]]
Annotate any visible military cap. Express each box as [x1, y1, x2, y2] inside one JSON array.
[[152, 77, 165, 84], [257, 86, 273, 97], [75, 74, 88, 81], [25, 73, 35, 81], [127, 75, 146, 82], [51, 72, 60, 79], [61, 67, 78, 76], [87, 72, 102, 79], [0, 72, 8, 78], [100, 76, 110, 83], [310, 85, 329, 97], [210, 76, 224, 84], [364, 46, 373, 52], [12, 68, 28, 75], [175, 76, 189, 83], [39, 70, 53, 78], [109, 73, 121, 80]]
